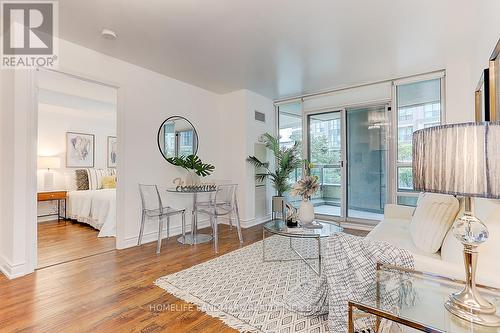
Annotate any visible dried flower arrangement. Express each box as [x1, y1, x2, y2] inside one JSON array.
[[291, 175, 320, 200]]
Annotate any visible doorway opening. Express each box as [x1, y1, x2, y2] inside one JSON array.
[[36, 70, 118, 268]]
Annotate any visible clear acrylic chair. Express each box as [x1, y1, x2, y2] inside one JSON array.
[[196, 184, 243, 253], [138, 184, 186, 254]]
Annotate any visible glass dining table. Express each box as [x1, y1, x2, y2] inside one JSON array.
[[166, 187, 217, 245]]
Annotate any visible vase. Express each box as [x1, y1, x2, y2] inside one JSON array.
[[272, 196, 285, 220], [183, 170, 200, 186], [299, 199, 315, 224]]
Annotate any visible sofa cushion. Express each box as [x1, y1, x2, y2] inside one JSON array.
[[410, 193, 459, 254], [366, 218, 441, 260]]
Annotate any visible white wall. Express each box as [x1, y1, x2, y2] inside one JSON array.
[[54, 40, 228, 252], [36, 103, 116, 221], [0, 40, 254, 278], [37, 103, 116, 188], [0, 69, 37, 278], [216, 90, 275, 225]]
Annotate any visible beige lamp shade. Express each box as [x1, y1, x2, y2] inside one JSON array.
[[37, 156, 61, 169], [412, 122, 500, 199]]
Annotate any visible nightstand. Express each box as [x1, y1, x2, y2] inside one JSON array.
[[37, 190, 67, 221]]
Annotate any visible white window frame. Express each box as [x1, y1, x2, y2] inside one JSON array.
[[390, 72, 446, 205]]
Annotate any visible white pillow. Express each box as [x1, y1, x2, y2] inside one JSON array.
[[410, 192, 459, 254], [86, 168, 116, 190], [441, 197, 465, 265]]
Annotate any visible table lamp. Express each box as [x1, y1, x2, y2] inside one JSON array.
[[38, 156, 61, 191], [412, 122, 500, 326]]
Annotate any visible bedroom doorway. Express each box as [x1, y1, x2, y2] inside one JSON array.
[[36, 69, 119, 268]]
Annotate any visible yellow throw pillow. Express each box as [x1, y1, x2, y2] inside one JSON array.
[[102, 175, 117, 189]]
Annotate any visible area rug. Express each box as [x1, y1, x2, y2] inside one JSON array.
[[155, 236, 330, 332]]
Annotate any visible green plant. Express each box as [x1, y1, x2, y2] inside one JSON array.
[[247, 133, 302, 196], [167, 154, 215, 177]]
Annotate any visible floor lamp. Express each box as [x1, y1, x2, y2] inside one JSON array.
[[412, 121, 500, 326]]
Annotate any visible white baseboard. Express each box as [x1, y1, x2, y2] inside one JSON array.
[[117, 213, 273, 250], [240, 214, 272, 228], [0, 255, 27, 279], [118, 218, 212, 249], [37, 216, 58, 223]]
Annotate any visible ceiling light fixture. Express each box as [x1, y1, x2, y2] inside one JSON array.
[[101, 29, 118, 40]]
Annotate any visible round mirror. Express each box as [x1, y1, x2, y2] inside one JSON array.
[[157, 116, 199, 163]]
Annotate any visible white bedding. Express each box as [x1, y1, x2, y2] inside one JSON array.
[[67, 189, 116, 237]]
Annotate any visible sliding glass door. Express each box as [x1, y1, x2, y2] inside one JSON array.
[[307, 105, 389, 221], [307, 111, 343, 217], [346, 105, 388, 220]]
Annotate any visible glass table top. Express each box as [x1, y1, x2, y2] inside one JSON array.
[[264, 219, 343, 238], [354, 265, 500, 333]]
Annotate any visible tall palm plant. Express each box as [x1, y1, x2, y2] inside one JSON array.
[[247, 133, 302, 196]]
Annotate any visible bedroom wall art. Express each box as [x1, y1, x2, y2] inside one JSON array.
[[107, 136, 117, 168], [66, 132, 95, 168]]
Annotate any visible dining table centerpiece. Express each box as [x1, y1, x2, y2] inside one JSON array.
[[167, 154, 215, 186]]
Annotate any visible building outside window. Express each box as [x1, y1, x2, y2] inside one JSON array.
[[398, 126, 413, 143], [395, 78, 442, 205], [277, 102, 303, 185], [398, 108, 413, 122]]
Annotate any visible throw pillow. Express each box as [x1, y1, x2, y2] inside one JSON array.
[[410, 192, 459, 254], [75, 169, 89, 190], [102, 175, 117, 189]]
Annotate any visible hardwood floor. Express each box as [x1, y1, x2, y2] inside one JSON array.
[[1, 223, 367, 333], [37, 220, 116, 268]]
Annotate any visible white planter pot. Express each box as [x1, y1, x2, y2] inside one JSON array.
[[299, 199, 315, 224], [183, 170, 200, 186]]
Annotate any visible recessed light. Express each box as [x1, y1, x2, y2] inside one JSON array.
[[101, 29, 118, 40]]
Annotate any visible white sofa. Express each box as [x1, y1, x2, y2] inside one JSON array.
[[366, 198, 500, 288]]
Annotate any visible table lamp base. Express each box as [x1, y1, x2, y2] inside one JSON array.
[[445, 296, 500, 326]]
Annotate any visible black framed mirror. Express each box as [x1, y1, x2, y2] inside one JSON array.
[[157, 116, 198, 163]]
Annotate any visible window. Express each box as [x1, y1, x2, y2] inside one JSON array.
[[398, 108, 413, 122], [178, 130, 194, 156], [277, 102, 303, 194], [424, 103, 440, 119], [395, 78, 442, 203], [398, 126, 413, 143], [278, 102, 302, 150], [424, 122, 440, 128], [323, 167, 341, 185]]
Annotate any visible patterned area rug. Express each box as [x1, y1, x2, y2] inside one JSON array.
[[155, 236, 372, 332]]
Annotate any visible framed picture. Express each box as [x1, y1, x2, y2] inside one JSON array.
[[488, 38, 500, 121], [107, 136, 117, 168], [66, 132, 95, 168], [475, 69, 489, 122], [475, 38, 500, 122]]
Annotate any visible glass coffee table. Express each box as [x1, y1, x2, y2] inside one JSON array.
[[262, 219, 343, 275], [348, 264, 500, 333]]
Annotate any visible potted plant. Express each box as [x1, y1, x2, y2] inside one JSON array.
[[247, 133, 302, 217], [167, 154, 215, 185], [291, 174, 320, 225]]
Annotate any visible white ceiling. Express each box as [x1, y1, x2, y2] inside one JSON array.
[[58, 0, 485, 99]]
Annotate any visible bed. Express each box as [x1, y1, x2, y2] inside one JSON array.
[[67, 189, 116, 237]]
